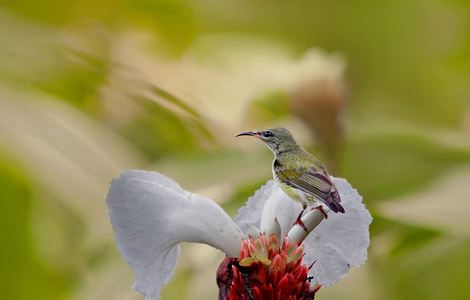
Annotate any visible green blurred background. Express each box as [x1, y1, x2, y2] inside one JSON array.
[[1, 0, 469, 299]]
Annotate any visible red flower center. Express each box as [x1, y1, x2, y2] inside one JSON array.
[[217, 234, 321, 300]]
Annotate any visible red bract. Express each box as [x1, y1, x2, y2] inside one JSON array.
[[217, 235, 321, 300]]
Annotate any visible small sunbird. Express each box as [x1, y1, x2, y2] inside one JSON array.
[[236, 127, 344, 230]]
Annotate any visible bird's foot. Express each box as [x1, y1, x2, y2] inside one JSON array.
[[311, 205, 328, 219], [293, 209, 308, 232]]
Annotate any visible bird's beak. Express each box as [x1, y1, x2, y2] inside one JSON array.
[[236, 131, 260, 138]]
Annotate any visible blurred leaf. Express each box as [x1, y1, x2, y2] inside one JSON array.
[[377, 167, 470, 238], [154, 149, 272, 190], [6, 0, 196, 53], [389, 227, 442, 258], [246, 90, 290, 124], [126, 0, 197, 54], [0, 152, 72, 300], [3, 0, 83, 25], [151, 85, 203, 119], [149, 85, 215, 142], [370, 214, 470, 299], [373, 236, 470, 300], [371, 216, 443, 257], [122, 99, 210, 160], [343, 132, 470, 203], [36, 52, 109, 111], [0, 12, 110, 112], [194, 0, 469, 128]]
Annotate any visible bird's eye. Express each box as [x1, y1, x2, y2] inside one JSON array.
[[261, 131, 273, 138]]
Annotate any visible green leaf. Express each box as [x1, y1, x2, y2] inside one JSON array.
[[342, 132, 470, 203], [121, 99, 211, 160], [246, 90, 290, 124], [0, 152, 72, 300], [374, 236, 470, 300]]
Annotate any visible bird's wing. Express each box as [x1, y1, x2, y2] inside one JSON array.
[[277, 167, 344, 213], [278, 167, 332, 200]]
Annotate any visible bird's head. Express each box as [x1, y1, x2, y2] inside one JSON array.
[[236, 127, 299, 155]]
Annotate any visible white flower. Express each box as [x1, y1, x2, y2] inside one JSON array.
[[106, 170, 372, 300], [238, 177, 372, 286]]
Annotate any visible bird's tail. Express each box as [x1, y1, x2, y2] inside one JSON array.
[[328, 189, 345, 213]]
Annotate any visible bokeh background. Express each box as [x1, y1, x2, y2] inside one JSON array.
[[1, 1, 470, 299]]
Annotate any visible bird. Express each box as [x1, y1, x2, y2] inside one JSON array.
[[236, 127, 344, 230]]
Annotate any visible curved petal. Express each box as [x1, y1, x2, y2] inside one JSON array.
[[302, 177, 372, 286], [259, 188, 301, 239], [106, 170, 243, 300], [234, 177, 371, 287], [233, 180, 278, 235], [235, 180, 308, 240]]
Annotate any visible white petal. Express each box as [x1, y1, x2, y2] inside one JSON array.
[[233, 180, 278, 235], [106, 170, 243, 300], [264, 217, 281, 242], [234, 180, 304, 239], [259, 188, 301, 239], [234, 177, 372, 287], [170, 192, 244, 255], [303, 177, 372, 286]]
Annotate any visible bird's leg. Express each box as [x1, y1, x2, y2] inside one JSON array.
[[311, 205, 328, 219], [293, 207, 308, 232]]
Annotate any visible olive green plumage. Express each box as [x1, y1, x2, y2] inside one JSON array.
[[237, 127, 344, 213]]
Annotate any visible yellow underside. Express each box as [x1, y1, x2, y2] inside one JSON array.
[[277, 181, 315, 208]]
